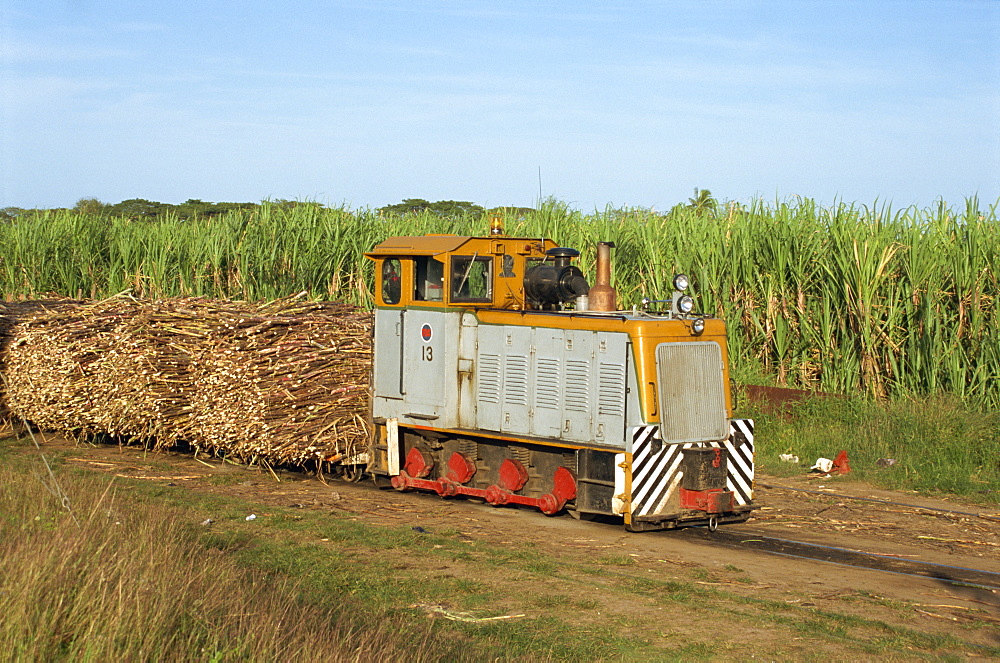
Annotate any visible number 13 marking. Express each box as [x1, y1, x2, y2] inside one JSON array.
[[422, 346, 433, 361]]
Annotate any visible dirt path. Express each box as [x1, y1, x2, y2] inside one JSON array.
[[13, 428, 1000, 655]]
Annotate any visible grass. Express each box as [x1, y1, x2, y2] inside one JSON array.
[[595, 553, 637, 566], [0, 450, 443, 661], [2, 429, 999, 660], [751, 394, 1000, 502]]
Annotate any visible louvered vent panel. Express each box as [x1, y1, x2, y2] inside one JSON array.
[[535, 357, 561, 409], [504, 354, 529, 405], [598, 362, 626, 416], [565, 359, 591, 413], [478, 353, 501, 404], [656, 342, 727, 444]]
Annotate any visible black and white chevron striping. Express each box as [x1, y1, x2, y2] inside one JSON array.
[[630, 420, 754, 518], [724, 419, 755, 505]]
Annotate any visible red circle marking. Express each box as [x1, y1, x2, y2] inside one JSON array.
[[420, 323, 432, 342]]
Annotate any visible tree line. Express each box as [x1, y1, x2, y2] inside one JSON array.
[[1, 190, 719, 223]]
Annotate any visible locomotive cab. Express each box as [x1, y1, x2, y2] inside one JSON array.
[[364, 221, 755, 531]]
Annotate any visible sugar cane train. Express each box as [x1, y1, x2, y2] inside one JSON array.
[[362, 217, 756, 532], [1, 218, 756, 532]]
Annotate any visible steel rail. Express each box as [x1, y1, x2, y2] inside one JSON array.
[[680, 527, 1000, 591], [757, 482, 1000, 521]]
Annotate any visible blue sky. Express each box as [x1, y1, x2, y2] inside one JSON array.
[[2, 1, 998, 211]]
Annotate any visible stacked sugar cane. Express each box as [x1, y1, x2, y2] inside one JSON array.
[[184, 299, 373, 463], [0, 298, 86, 424], [0, 295, 373, 465]]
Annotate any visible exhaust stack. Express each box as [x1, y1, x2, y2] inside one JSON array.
[[589, 241, 617, 312]]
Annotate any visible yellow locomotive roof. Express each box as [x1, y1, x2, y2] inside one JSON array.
[[365, 235, 472, 257]]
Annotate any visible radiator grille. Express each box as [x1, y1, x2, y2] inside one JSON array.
[[655, 342, 727, 443]]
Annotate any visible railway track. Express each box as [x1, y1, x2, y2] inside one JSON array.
[[674, 482, 1000, 592], [757, 481, 1000, 522], [681, 527, 1000, 591]]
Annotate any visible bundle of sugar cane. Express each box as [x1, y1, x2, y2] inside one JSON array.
[[0, 299, 82, 420], [82, 297, 237, 445], [2, 297, 120, 434], [184, 300, 372, 464], [1, 295, 373, 465]]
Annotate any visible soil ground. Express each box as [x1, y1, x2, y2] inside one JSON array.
[[8, 426, 1000, 658]]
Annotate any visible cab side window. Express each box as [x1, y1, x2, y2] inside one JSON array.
[[414, 257, 445, 301], [451, 256, 493, 303], [381, 258, 402, 305]]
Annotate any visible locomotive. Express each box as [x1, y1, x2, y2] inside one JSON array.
[[364, 218, 755, 531]]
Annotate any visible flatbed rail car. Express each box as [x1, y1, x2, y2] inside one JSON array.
[[363, 219, 755, 532]]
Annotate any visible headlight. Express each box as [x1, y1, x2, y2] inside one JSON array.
[[673, 274, 689, 291], [692, 318, 705, 334], [677, 295, 694, 314]]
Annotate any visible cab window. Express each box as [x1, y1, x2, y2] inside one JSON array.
[[380, 258, 401, 305], [414, 256, 445, 301], [450, 256, 493, 303]]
